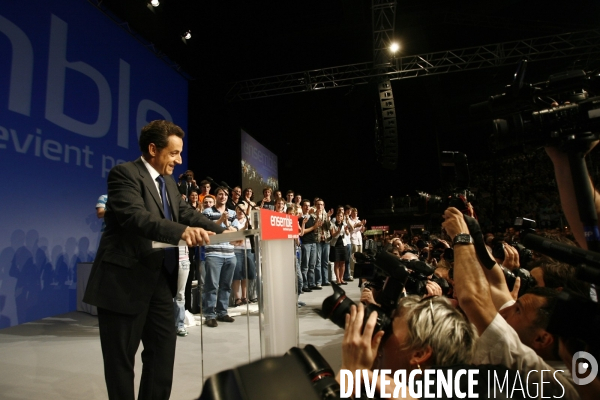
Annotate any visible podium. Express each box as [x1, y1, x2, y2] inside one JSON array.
[[251, 208, 299, 356], [153, 208, 299, 358]]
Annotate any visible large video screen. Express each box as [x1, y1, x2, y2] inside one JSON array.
[[0, 1, 188, 327], [241, 129, 279, 203]]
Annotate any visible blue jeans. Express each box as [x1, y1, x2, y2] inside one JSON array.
[[344, 243, 352, 280], [301, 243, 317, 288], [234, 249, 256, 280], [202, 256, 236, 319], [315, 242, 330, 285], [295, 246, 302, 297], [174, 259, 190, 330]]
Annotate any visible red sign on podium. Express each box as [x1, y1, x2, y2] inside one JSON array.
[[260, 209, 299, 240]]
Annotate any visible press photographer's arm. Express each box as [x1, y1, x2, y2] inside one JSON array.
[[443, 207, 582, 399], [442, 208, 496, 334]]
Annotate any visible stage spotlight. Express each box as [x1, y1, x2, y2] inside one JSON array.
[[150, 0, 159, 7], [183, 30, 192, 40], [390, 42, 400, 53]]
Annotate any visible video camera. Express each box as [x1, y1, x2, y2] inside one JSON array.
[[470, 60, 600, 150]]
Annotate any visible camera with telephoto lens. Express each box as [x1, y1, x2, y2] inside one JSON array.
[[198, 344, 339, 400], [321, 283, 392, 336], [321, 251, 450, 333], [286, 345, 340, 400], [501, 266, 537, 297], [492, 242, 534, 267]]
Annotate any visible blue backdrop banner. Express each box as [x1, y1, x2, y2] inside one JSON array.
[[0, 0, 189, 327]]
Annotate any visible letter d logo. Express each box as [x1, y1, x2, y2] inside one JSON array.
[[572, 351, 598, 385]]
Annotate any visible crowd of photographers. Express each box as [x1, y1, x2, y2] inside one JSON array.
[[328, 145, 600, 399], [177, 146, 600, 399]]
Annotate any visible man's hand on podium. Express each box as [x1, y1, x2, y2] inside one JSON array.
[[181, 227, 215, 246]]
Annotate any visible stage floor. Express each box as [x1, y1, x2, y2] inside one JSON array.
[[0, 282, 360, 399]]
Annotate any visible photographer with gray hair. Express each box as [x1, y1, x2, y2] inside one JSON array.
[[337, 294, 479, 398]]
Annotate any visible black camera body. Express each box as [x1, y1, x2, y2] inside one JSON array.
[[321, 283, 392, 335], [492, 242, 533, 267], [501, 266, 537, 297], [321, 251, 451, 335], [352, 251, 412, 313], [198, 345, 337, 400]]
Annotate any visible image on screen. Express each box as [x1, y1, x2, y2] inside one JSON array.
[[241, 129, 279, 203]]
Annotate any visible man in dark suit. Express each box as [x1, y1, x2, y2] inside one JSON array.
[[83, 120, 228, 400], [177, 169, 200, 199]]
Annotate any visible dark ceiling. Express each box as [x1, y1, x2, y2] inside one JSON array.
[[99, 0, 600, 212]]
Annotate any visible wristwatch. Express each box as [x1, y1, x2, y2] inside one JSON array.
[[453, 233, 474, 246]]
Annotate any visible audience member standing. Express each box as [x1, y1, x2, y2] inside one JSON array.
[[178, 170, 200, 199], [241, 188, 257, 210], [329, 212, 349, 285], [260, 187, 275, 210], [231, 203, 255, 306], [96, 194, 107, 232], [227, 186, 243, 212], [299, 200, 321, 292], [198, 180, 211, 203], [201, 187, 239, 327], [174, 246, 190, 336], [347, 207, 365, 281], [313, 198, 332, 288]]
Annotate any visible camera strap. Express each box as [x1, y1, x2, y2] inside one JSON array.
[[463, 214, 496, 270]]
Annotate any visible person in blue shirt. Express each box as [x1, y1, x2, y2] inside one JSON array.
[[201, 186, 240, 327]]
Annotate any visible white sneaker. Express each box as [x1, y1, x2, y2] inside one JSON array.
[[177, 328, 188, 337]]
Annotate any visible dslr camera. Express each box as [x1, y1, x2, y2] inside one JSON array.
[[321, 251, 449, 334]]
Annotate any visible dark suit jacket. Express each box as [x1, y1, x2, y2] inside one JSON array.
[[178, 182, 200, 197], [83, 158, 225, 314]]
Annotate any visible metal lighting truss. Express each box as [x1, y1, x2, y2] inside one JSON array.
[[225, 29, 600, 102], [372, 0, 397, 67]]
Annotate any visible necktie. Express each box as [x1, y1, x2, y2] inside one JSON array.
[[156, 176, 173, 221], [156, 176, 176, 272]]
